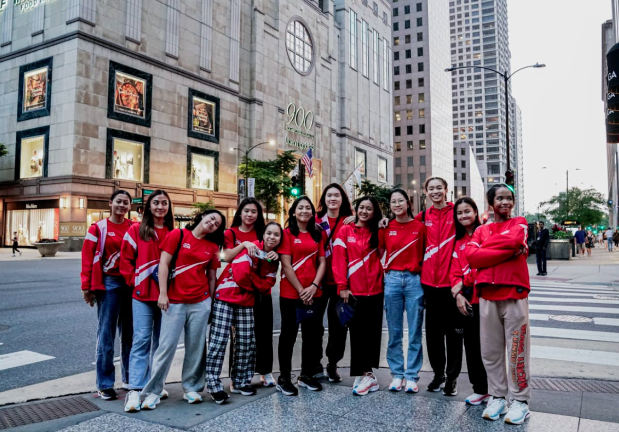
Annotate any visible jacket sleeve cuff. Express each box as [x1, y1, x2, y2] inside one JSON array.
[[336, 284, 348, 295]]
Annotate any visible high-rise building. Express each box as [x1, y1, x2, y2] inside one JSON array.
[[391, 0, 453, 212], [603, 15, 619, 227], [449, 0, 513, 196], [512, 100, 524, 215]]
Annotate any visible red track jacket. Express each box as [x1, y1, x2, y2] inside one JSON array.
[[214, 241, 279, 307], [415, 203, 456, 288], [450, 233, 479, 304], [332, 225, 384, 296], [465, 216, 531, 300]]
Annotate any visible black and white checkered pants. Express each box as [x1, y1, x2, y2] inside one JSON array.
[[205, 299, 255, 393]]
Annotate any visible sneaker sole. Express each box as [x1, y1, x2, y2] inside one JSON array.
[[298, 381, 321, 391], [140, 401, 159, 410], [504, 412, 531, 425], [328, 377, 342, 383], [276, 385, 298, 396], [183, 396, 203, 404], [124, 405, 140, 413], [405, 387, 419, 393], [483, 407, 509, 421], [427, 383, 446, 392], [97, 393, 116, 401], [466, 397, 490, 406], [389, 386, 403, 392], [230, 389, 256, 396], [211, 396, 229, 405], [443, 390, 458, 396], [353, 385, 379, 396], [262, 381, 276, 387]]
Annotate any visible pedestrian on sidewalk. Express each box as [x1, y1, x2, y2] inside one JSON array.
[[606, 227, 614, 251], [277, 196, 326, 396], [332, 196, 385, 396], [80, 190, 134, 401], [120, 190, 174, 412], [613, 229, 619, 249], [140, 209, 225, 410], [450, 197, 489, 407], [597, 231, 604, 245], [586, 230, 595, 257], [314, 183, 355, 384], [574, 226, 586, 257], [465, 184, 532, 425], [11, 232, 21, 257], [535, 222, 549, 275], [205, 223, 281, 405], [379, 189, 427, 394]]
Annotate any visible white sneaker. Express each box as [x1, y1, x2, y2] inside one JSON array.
[[482, 397, 509, 421], [388, 377, 405, 392], [466, 392, 490, 406], [124, 390, 141, 412], [161, 389, 169, 399], [183, 391, 203, 404], [353, 376, 363, 389], [504, 400, 531, 425], [261, 373, 276, 387], [405, 380, 419, 393], [353, 374, 379, 396], [140, 393, 161, 410]]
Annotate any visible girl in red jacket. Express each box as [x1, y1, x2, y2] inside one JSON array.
[[80, 190, 133, 401], [415, 177, 462, 396], [140, 209, 225, 410], [120, 190, 174, 412], [205, 222, 283, 404], [314, 183, 354, 383], [332, 196, 384, 396], [465, 185, 531, 425], [277, 196, 326, 396], [382, 189, 426, 393], [449, 197, 489, 407]]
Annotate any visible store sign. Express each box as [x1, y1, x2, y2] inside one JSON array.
[[284, 102, 315, 150], [1, 0, 54, 13], [7, 199, 59, 211], [26, 203, 37, 209], [59, 223, 86, 237]]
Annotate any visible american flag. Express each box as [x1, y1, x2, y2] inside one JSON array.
[[301, 149, 314, 178]]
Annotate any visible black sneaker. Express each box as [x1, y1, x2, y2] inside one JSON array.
[[326, 364, 342, 383], [276, 376, 298, 396], [211, 391, 230, 405], [312, 364, 325, 379], [426, 375, 446, 392], [98, 388, 117, 400], [536, 272, 542, 276], [298, 374, 323, 391], [443, 379, 458, 396], [230, 383, 256, 396]]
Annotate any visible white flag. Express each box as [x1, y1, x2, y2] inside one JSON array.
[[353, 162, 363, 188]]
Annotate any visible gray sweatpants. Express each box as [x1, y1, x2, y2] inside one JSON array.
[[479, 297, 531, 402], [142, 298, 212, 395]]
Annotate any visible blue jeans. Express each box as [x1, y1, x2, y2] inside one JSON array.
[[128, 299, 162, 390], [95, 276, 133, 390], [609, 238, 613, 251], [384, 271, 425, 381]]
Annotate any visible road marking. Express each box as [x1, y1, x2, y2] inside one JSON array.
[[531, 290, 619, 298], [530, 296, 619, 305], [531, 327, 619, 343], [0, 350, 55, 371], [529, 304, 619, 314], [531, 285, 618, 293], [531, 345, 619, 367], [593, 317, 619, 326]]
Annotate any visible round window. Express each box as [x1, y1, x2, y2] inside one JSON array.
[[286, 19, 314, 75]]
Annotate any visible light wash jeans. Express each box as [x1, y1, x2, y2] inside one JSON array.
[[128, 299, 162, 390], [609, 238, 614, 251], [384, 271, 425, 382], [95, 276, 132, 390]]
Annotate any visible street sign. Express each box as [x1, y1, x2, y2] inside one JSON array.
[[143, 189, 154, 196], [132, 198, 143, 204], [562, 220, 580, 226], [248, 178, 255, 198]]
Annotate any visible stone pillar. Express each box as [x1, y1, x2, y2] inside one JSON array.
[[200, 0, 213, 71], [125, 0, 143, 43], [166, 0, 180, 58], [66, 0, 97, 26], [229, 0, 241, 83]]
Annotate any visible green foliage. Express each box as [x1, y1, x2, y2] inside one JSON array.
[[0, 143, 7, 158], [539, 187, 607, 228], [550, 230, 570, 240], [353, 178, 400, 218], [191, 199, 216, 214], [524, 212, 548, 225]]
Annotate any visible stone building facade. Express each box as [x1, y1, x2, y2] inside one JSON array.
[[0, 0, 393, 250]]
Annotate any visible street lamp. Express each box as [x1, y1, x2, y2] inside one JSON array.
[[542, 166, 580, 219], [445, 63, 545, 185], [231, 139, 276, 196]]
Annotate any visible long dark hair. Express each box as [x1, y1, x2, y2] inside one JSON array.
[[355, 196, 383, 249], [286, 196, 321, 243], [263, 222, 284, 251], [231, 198, 266, 238], [454, 197, 482, 241], [389, 188, 414, 218], [486, 184, 515, 206], [316, 183, 353, 219], [139, 190, 175, 241], [186, 209, 226, 247]]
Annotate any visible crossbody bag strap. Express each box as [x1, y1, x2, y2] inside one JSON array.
[[169, 229, 184, 277]]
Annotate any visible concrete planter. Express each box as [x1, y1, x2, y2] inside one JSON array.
[[33, 242, 65, 257], [547, 239, 571, 260]]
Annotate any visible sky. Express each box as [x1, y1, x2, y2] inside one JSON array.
[[508, 0, 612, 214]]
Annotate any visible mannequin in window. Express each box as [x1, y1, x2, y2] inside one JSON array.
[[30, 150, 41, 176], [114, 151, 121, 178]]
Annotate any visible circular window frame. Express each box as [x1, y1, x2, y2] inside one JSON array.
[[285, 16, 315, 76]]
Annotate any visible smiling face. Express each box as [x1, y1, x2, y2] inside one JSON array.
[[356, 200, 375, 223], [426, 179, 447, 204], [201, 212, 222, 233], [325, 187, 342, 212], [241, 203, 258, 227], [456, 202, 477, 228], [294, 199, 313, 223], [390, 192, 409, 217], [150, 194, 169, 220], [110, 194, 130, 217], [491, 187, 514, 218], [263, 224, 282, 251]]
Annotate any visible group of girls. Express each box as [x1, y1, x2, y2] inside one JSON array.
[[80, 178, 531, 425]]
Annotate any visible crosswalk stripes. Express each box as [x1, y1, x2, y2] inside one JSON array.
[[0, 350, 55, 372]]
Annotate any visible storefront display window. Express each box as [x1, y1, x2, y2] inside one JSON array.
[[20, 135, 45, 179], [355, 148, 367, 177], [87, 209, 110, 226], [190, 153, 215, 190], [106, 129, 150, 183], [378, 157, 388, 183], [187, 89, 220, 143], [18, 57, 53, 122], [5, 209, 58, 246], [107, 61, 152, 127]]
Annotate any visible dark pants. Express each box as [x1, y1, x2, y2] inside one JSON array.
[[12, 242, 19, 254], [315, 284, 348, 368], [278, 296, 323, 378], [536, 248, 547, 274], [463, 303, 488, 394], [349, 293, 384, 376], [424, 286, 463, 381], [253, 293, 274, 375]]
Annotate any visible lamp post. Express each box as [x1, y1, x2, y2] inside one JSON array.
[[231, 140, 275, 197], [542, 166, 580, 219], [445, 63, 545, 184]]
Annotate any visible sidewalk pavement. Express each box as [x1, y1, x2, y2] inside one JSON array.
[[0, 247, 81, 261]]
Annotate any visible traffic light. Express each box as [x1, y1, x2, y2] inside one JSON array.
[[505, 170, 515, 190], [290, 175, 301, 197]]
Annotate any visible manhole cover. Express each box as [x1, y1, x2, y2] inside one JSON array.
[[0, 325, 9, 332], [593, 295, 619, 300], [549, 315, 593, 323], [0, 396, 99, 429]]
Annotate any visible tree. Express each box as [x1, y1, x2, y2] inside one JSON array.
[[240, 151, 298, 220], [0, 143, 7, 158], [523, 212, 548, 225], [539, 187, 607, 227], [353, 178, 400, 218], [191, 199, 215, 214]]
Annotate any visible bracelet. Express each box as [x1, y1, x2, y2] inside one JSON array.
[[311, 282, 319, 289]]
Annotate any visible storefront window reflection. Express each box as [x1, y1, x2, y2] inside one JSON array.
[[87, 209, 110, 226], [190, 153, 215, 190], [20, 135, 44, 179], [5, 209, 57, 246], [113, 138, 144, 182]]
